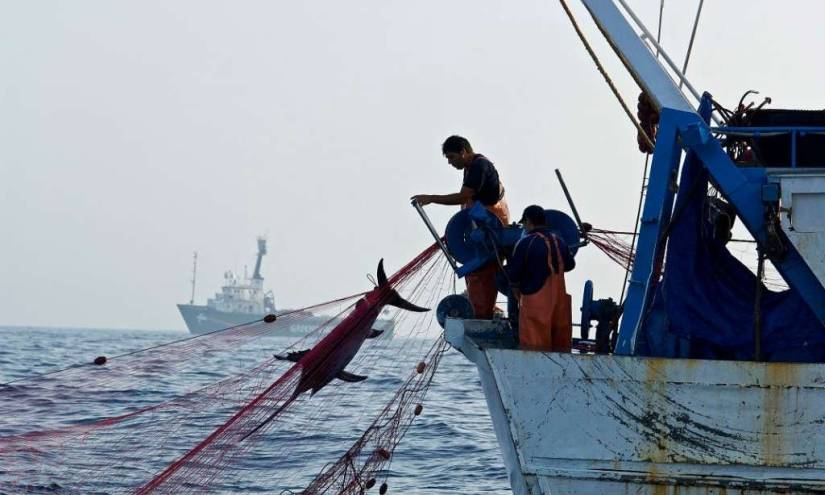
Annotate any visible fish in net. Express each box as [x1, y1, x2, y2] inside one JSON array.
[[0, 243, 454, 494]]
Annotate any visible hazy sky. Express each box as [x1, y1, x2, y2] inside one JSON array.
[[3, 1, 825, 330]]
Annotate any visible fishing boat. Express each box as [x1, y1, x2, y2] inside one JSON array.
[[7, 2, 825, 492], [430, 1, 825, 493]]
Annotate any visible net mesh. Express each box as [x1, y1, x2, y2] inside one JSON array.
[[0, 243, 453, 495]]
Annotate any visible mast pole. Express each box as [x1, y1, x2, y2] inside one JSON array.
[[190, 251, 198, 305]]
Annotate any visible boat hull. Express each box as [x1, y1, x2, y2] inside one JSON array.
[[178, 304, 266, 334], [446, 319, 825, 494], [177, 304, 394, 339]]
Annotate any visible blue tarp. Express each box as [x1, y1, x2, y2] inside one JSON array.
[[640, 157, 825, 362]]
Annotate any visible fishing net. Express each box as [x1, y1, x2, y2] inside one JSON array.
[[0, 243, 454, 494], [588, 228, 635, 270]]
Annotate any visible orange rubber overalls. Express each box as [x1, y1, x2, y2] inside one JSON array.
[[463, 188, 510, 319], [518, 232, 572, 351]]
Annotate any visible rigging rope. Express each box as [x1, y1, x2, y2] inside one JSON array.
[[557, 0, 655, 151]]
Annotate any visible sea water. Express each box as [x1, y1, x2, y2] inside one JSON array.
[[0, 326, 510, 494]]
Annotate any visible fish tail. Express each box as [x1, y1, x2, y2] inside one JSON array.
[[376, 259, 429, 312]]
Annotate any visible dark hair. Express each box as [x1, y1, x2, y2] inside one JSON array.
[[442, 135, 473, 155], [520, 205, 547, 226]]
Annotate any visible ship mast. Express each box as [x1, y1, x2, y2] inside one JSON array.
[[252, 237, 266, 281], [190, 251, 198, 304]]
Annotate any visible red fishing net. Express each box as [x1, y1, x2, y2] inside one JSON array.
[[588, 228, 636, 270], [0, 243, 453, 494]]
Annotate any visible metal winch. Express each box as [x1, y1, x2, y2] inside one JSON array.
[[414, 199, 582, 330]]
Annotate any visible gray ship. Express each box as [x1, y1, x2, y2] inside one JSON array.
[[178, 238, 393, 338]]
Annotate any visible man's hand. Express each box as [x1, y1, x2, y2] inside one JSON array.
[[411, 194, 432, 206]]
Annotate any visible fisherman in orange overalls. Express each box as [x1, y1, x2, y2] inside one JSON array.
[[411, 135, 510, 319], [506, 205, 575, 351]]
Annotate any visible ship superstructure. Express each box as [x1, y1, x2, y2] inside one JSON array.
[[178, 238, 394, 338], [425, 1, 825, 493], [203, 237, 275, 317], [177, 237, 278, 334]]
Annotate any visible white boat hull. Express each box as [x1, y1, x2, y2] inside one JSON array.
[[446, 319, 825, 494]]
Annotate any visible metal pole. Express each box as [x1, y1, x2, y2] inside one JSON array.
[[656, 0, 664, 57], [554, 169, 585, 230], [754, 248, 765, 361], [411, 200, 460, 272], [680, 0, 704, 90]]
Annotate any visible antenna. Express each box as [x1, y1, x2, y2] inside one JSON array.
[[190, 251, 198, 304]]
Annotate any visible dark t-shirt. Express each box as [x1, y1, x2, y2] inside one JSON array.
[[462, 154, 502, 206], [505, 228, 576, 295]]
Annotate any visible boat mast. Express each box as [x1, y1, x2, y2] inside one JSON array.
[[252, 237, 266, 281], [190, 251, 198, 304]]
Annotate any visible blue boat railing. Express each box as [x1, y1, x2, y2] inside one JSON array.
[[712, 126, 825, 168]]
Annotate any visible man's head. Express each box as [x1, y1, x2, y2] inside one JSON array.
[[520, 205, 547, 232], [442, 135, 474, 170]]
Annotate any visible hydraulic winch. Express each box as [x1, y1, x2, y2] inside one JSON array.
[[412, 199, 581, 280], [413, 200, 583, 327]]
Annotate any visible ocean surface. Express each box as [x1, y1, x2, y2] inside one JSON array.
[[0, 325, 510, 494]]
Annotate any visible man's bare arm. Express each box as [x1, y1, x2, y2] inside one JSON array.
[[411, 186, 474, 206]]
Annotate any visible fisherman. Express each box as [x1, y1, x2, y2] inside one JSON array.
[[506, 205, 575, 351], [411, 135, 510, 319]]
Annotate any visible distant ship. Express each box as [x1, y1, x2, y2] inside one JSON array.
[[177, 238, 393, 338]]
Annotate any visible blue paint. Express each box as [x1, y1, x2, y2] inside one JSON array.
[[712, 126, 825, 168], [619, 92, 825, 358], [685, 116, 825, 327], [638, 137, 825, 361], [444, 204, 578, 279], [580, 280, 593, 340], [614, 103, 700, 355]]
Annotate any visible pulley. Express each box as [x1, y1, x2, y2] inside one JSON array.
[[436, 294, 475, 329], [542, 210, 581, 256], [444, 203, 503, 264]]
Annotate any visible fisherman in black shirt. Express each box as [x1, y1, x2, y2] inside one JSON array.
[[412, 135, 511, 319]]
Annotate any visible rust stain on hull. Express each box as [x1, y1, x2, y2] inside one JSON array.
[[762, 362, 798, 466], [463, 333, 825, 494]]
